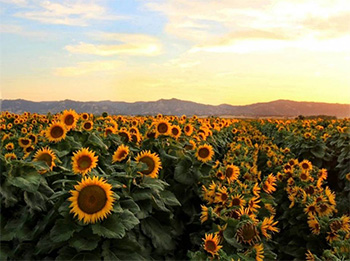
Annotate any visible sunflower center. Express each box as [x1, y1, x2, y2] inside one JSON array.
[[221, 193, 228, 201], [300, 173, 308, 180], [119, 132, 129, 142], [140, 156, 155, 175], [319, 204, 328, 213], [77, 185, 107, 214], [77, 156, 92, 170], [157, 123, 168, 134], [118, 150, 128, 159], [205, 240, 217, 252], [84, 122, 92, 129], [308, 206, 316, 212], [21, 139, 30, 145], [25, 146, 34, 153], [302, 163, 309, 169], [232, 198, 241, 206], [226, 168, 233, 178], [64, 114, 74, 126], [51, 126, 64, 138], [172, 128, 179, 136], [198, 148, 210, 159], [241, 224, 257, 241], [38, 153, 52, 167]]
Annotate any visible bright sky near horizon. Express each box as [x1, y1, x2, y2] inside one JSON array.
[[0, 0, 349, 105]]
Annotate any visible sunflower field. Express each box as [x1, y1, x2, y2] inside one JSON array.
[[1, 110, 349, 261]]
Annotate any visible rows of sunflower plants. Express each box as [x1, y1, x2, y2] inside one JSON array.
[[0, 110, 349, 260]]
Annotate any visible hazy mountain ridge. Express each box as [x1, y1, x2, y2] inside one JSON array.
[[1, 98, 349, 118]]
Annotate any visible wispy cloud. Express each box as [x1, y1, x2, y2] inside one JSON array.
[[54, 60, 122, 77], [0, 23, 49, 38], [65, 34, 162, 56], [13, 1, 127, 26]]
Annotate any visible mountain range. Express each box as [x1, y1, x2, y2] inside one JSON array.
[[1, 98, 349, 118]]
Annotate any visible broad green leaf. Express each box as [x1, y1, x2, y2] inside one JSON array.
[[50, 219, 81, 243], [91, 215, 126, 239], [8, 171, 41, 193]]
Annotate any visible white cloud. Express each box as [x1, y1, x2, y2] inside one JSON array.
[[54, 60, 122, 77], [65, 34, 162, 56], [0, 23, 49, 38], [14, 1, 127, 26]]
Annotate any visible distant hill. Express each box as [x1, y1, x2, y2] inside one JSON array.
[[1, 98, 349, 118]]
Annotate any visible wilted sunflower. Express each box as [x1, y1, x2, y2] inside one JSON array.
[[236, 222, 261, 245], [69, 176, 115, 224], [46, 122, 67, 142], [33, 147, 57, 172], [72, 148, 98, 175], [203, 233, 222, 256], [135, 150, 162, 178], [112, 144, 129, 163], [195, 144, 214, 163], [61, 109, 78, 130]]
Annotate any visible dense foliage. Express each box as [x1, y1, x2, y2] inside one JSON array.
[[1, 110, 349, 260]]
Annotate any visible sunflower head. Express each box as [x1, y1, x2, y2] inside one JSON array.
[[69, 176, 115, 224], [135, 150, 162, 178], [236, 222, 261, 245], [170, 125, 181, 139], [46, 122, 67, 142], [195, 144, 214, 163], [33, 147, 57, 173], [82, 121, 94, 131], [112, 144, 130, 163], [118, 130, 131, 143], [5, 153, 17, 161], [18, 137, 31, 148], [72, 148, 99, 175], [300, 160, 312, 172], [203, 233, 222, 256], [155, 120, 170, 137], [61, 109, 78, 130]]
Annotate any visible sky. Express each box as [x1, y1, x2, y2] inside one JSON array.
[[0, 0, 349, 105]]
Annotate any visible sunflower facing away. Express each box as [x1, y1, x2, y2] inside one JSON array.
[[46, 121, 67, 142], [72, 148, 99, 175], [69, 176, 115, 224], [33, 147, 57, 172], [135, 150, 162, 178], [195, 144, 214, 163], [112, 144, 130, 163], [203, 233, 222, 256]]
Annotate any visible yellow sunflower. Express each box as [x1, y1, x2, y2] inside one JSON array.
[[225, 164, 240, 183], [253, 243, 264, 261], [112, 144, 129, 163], [230, 194, 246, 207], [18, 137, 31, 148], [195, 144, 214, 163], [170, 125, 181, 139], [184, 124, 194, 136], [61, 109, 78, 130], [203, 233, 222, 256], [118, 130, 131, 143], [72, 148, 99, 175], [300, 160, 313, 172], [5, 142, 14, 151], [5, 153, 17, 161], [69, 176, 115, 224], [33, 147, 57, 172], [82, 121, 94, 131], [155, 120, 170, 137], [46, 122, 67, 142], [135, 150, 162, 178]]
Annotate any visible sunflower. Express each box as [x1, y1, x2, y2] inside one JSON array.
[[104, 126, 116, 136], [203, 233, 222, 256], [184, 124, 194, 136], [5, 153, 17, 160], [248, 197, 261, 213], [61, 109, 78, 130], [170, 125, 181, 139], [305, 250, 315, 261], [225, 164, 240, 183], [24, 145, 35, 154], [112, 144, 129, 163], [236, 222, 261, 245], [325, 187, 336, 206], [80, 113, 89, 121], [230, 194, 246, 207], [46, 122, 67, 142], [69, 176, 115, 224], [135, 150, 162, 178], [118, 130, 131, 143], [304, 202, 318, 216], [326, 231, 340, 243], [18, 137, 31, 148], [184, 140, 196, 150], [216, 170, 225, 180], [82, 121, 93, 131], [5, 142, 14, 151], [215, 186, 229, 204], [200, 205, 209, 223], [33, 147, 57, 172], [316, 203, 334, 217], [155, 120, 170, 137], [307, 215, 320, 235], [253, 243, 264, 261], [27, 133, 38, 144], [195, 144, 214, 163], [72, 148, 99, 175], [300, 160, 312, 172], [260, 216, 279, 239]]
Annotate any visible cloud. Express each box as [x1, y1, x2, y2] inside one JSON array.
[[65, 34, 162, 56], [14, 1, 127, 26], [0, 23, 49, 38], [54, 60, 123, 77]]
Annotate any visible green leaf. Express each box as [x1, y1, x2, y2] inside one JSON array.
[[7, 171, 41, 193], [141, 217, 175, 251], [160, 190, 181, 206], [91, 215, 126, 239], [120, 209, 140, 230], [101, 241, 119, 261], [50, 219, 82, 243], [120, 198, 141, 214], [174, 159, 194, 185], [152, 195, 170, 212], [69, 233, 100, 252], [223, 226, 243, 249], [141, 177, 168, 191], [132, 188, 152, 201], [24, 191, 47, 212]]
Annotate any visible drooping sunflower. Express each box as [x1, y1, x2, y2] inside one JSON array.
[[155, 120, 170, 137], [61, 109, 78, 130], [195, 144, 214, 163], [236, 222, 261, 245], [72, 148, 99, 175], [33, 147, 57, 172], [112, 144, 129, 163], [69, 176, 115, 224], [135, 150, 162, 178], [200, 205, 209, 223], [46, 122, 67, 142], [260, 216, 279, 240], [203, 233, 222, 256]]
